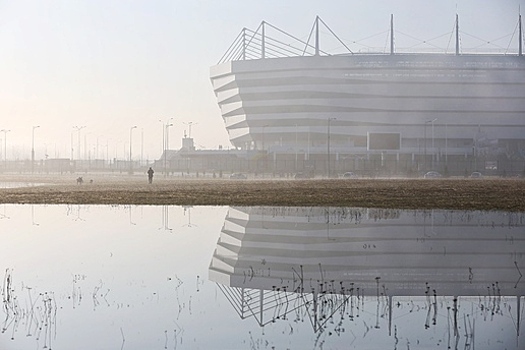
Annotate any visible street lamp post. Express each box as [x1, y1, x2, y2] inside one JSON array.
[[445, 123, 448, 166], [129, 126, 137, 174], [96, 136, 100, 161], [32, 125, 40, 174], [327, 117, 336, 178], [140, 128, 144, 167], [159, 120, 165, 173], [261, 124, 269, 173], [1, 129, 10, 171], [70, 131, 74, 161], [424, 123, 427, 171], [159, 118, 174, 177], [424, 118, 437, 172], [262, 125, 268, 151], [295, 124, 298, 172], [431, 119, 436, 169], [165, 123, 173, 176], [73, 126, 86, 161]]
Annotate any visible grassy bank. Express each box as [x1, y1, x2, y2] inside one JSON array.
[[0, 174, 523, 211]]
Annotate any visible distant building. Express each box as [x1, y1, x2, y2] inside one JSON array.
[[155, 145, 266, 177], [44, 158, 72, 173]]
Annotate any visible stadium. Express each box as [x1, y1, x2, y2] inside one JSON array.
[[209, 16, 525, 177]]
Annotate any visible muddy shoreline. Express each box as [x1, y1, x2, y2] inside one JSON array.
[[0, 174, 523, 211]]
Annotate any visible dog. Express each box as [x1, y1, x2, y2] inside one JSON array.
[[76, 177, 83, 185]]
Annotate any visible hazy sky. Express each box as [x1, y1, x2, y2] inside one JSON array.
[[0, 0, 522, 161]]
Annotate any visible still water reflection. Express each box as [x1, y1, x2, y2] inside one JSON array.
[[1, 205, 524, 350]]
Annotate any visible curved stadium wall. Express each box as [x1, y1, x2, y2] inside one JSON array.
[[210, 54, 525, 175]]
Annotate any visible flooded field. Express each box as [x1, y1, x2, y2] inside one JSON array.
[[1, 205, 524, 349]]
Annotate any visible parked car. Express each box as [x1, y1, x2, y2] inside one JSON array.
[[469, 171, 483, 178], [294, 172, 311, 179], [423, 171, 442, 179], [342, 172, 358, 179], [229, 173, 247, 179]]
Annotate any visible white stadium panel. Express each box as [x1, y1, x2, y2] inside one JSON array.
[[211, 55, 525, 155]]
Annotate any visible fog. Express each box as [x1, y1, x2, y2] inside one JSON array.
[[0, 0, 522, 163]]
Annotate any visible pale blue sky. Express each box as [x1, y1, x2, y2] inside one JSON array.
[[0, 0, 522, 161]]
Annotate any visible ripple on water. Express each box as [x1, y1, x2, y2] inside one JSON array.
[[0, 182, 44, 189]]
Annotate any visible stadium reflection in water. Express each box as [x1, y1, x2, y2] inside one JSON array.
[[211, 207, 525, 348], [1, 205, 524, 349]]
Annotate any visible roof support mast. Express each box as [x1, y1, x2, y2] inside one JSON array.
[[261, 21, 266, 59], [390, 14, 395, 55], [315, 16, 320, 56], [518, 10, 523, 56], [455, 14, 460, 56], [242, 28, 246, 60]]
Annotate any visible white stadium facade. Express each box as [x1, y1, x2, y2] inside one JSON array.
[[210, 16, 525, 177]]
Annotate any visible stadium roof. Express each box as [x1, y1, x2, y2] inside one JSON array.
[[218, 14, 525, 64]]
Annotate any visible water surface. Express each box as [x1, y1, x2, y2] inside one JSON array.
[[0, 182, 44, 189], [1, 205, 524, 349]]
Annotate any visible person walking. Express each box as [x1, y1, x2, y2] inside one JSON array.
[[147, 167, 154, 184]]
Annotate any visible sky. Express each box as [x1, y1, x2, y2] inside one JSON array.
[[0, 0, 523, 162]]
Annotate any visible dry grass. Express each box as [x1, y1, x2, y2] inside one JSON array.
[[0, 174, 523, 211]]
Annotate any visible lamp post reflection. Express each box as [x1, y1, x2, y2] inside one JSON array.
[[182, 206, 197, 227], [31, 205, 39, 226], [129, 205, 136, 226], [159, 205, 172, 232]]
